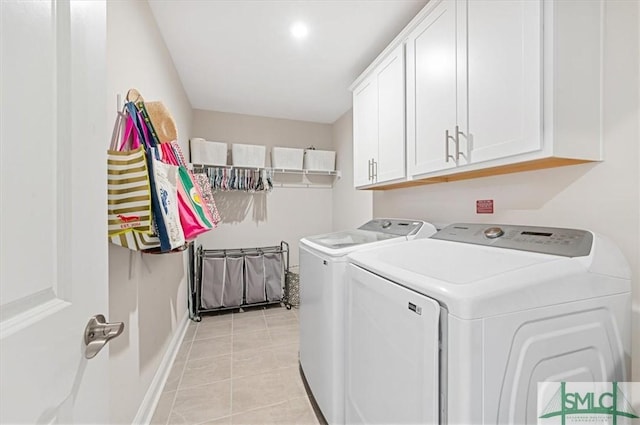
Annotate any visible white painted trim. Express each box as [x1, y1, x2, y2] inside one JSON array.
[[0, 298, 70, 339], [131, 311, 190, 425]]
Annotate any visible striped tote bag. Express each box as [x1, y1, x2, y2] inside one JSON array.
[[107, 110, 153, 249]]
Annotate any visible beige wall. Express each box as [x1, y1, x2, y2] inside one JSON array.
[[637, 0, 640, 384], [331, 110, 373, 231], [373, 0, 640, 380], [192, 110, 334, 266], [106, 1, 193, 423]]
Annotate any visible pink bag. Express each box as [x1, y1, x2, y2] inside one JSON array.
[[160, 143, 213, 240], [168, 141, 220, 227]]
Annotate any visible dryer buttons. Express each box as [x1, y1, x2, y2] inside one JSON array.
[[484, 227, 504, 239]]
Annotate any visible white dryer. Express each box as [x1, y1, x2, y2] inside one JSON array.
[[299, 219, 437, 425], [346, 223, 631, 425]]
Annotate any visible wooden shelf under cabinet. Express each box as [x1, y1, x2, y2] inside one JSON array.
[[364, 157, 594, 191]]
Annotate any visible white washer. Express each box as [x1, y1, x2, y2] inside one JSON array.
[[299, 219, 437, 425], [346, 223, 631, 425]]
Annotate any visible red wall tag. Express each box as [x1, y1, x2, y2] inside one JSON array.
[[476, 199, 494, 214]]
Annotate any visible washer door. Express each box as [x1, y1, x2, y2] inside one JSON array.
[[346, 264, 441, 424]]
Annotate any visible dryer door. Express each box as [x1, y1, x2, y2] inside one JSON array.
[[346, 264, 441, 424]]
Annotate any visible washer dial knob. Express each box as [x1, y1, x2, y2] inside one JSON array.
[[382, 220, 392, 229], [484, 227, 504, 239]]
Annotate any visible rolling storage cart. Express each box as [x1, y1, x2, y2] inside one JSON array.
[[189, 241, 289, 321]]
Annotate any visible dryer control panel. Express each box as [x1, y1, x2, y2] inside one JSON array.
[[431, 223, 593, 257], [358, 219, 425, 237]]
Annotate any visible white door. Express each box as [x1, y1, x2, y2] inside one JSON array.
[[406, 0, 458, 177], [1, 1, 110, 424], [462, 0, 542, 164], [352, 76, 378, 187], [376, 43, 406, 184]]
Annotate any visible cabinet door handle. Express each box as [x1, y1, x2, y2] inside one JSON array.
[[455, 126, 467, 160], [445, 130, 456, 163], [454, 125, 460, 161], [367, 159, 372, 180], [372, 159, 378, 181]]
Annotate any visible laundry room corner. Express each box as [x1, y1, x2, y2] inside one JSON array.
[[191, 110, 335, 267], [106, 1, 194, 423], [331, 109, 373, 232]]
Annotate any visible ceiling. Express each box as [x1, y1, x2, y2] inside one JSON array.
[[148, 0, 428, 124]]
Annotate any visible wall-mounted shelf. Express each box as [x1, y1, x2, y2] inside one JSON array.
[[272, 168, 341, 189], [190, 164, 341, 189], [272, 168, 341, 177]]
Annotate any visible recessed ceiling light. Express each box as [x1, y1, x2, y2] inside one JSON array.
[[290, 22, 308, 39]]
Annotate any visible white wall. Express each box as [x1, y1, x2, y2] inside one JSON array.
[[331, 109, 373, 231], [192, 110, 334, 266], [372, 0, 640, 380], [636, 0, 640, 382], [106, 1, 193, 423]]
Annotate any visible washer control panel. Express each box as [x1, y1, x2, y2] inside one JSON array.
[[431, 223, 593, 257], [359, 219, 424, 237]]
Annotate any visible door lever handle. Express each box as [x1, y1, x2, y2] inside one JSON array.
[[84, 314, 124, 359]]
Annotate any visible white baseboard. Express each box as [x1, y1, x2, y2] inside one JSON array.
[[632, 303, 640, 382], [132, 311, 190, 425]]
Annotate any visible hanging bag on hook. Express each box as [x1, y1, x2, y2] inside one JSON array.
[[160, 143, 216, 239], [132, 99, 185, 252], [115, 97, 183, 252], [107, 106, 154, 249], [169, 141, 221, 226]]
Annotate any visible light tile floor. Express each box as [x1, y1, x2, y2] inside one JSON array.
[[151, 306, 322, 425]]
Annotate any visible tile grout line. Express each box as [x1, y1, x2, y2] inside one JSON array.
[[164, 308, 296, 424], [173, 377, 233, 393]]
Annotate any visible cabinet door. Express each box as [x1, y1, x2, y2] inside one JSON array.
[[353, 77, 378, 187], [461, 0, 542, 164], [375, 44, 405, 183], [407, 0, 458, 177]]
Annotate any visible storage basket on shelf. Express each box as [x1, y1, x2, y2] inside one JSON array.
[[231, 143, 266, 168], [303, 149, 336, 171], [271, 147, 304, 170], [190, 138, 228, 166]]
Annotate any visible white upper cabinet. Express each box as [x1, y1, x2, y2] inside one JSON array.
[[376, 46, 406, 183], [352, 0, 603, 189], [406, 0, 459, 176], [352, 44, 406, 188], [353, 77, 378, 187], [462, 0, 542, 165], [407, 0, 543, 178]]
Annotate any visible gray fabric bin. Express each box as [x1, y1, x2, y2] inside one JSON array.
[[223, 256, 244, 307], [201, 257, 225, 309], [244, 254, 266, 304], [264, 252, 283, 301]]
